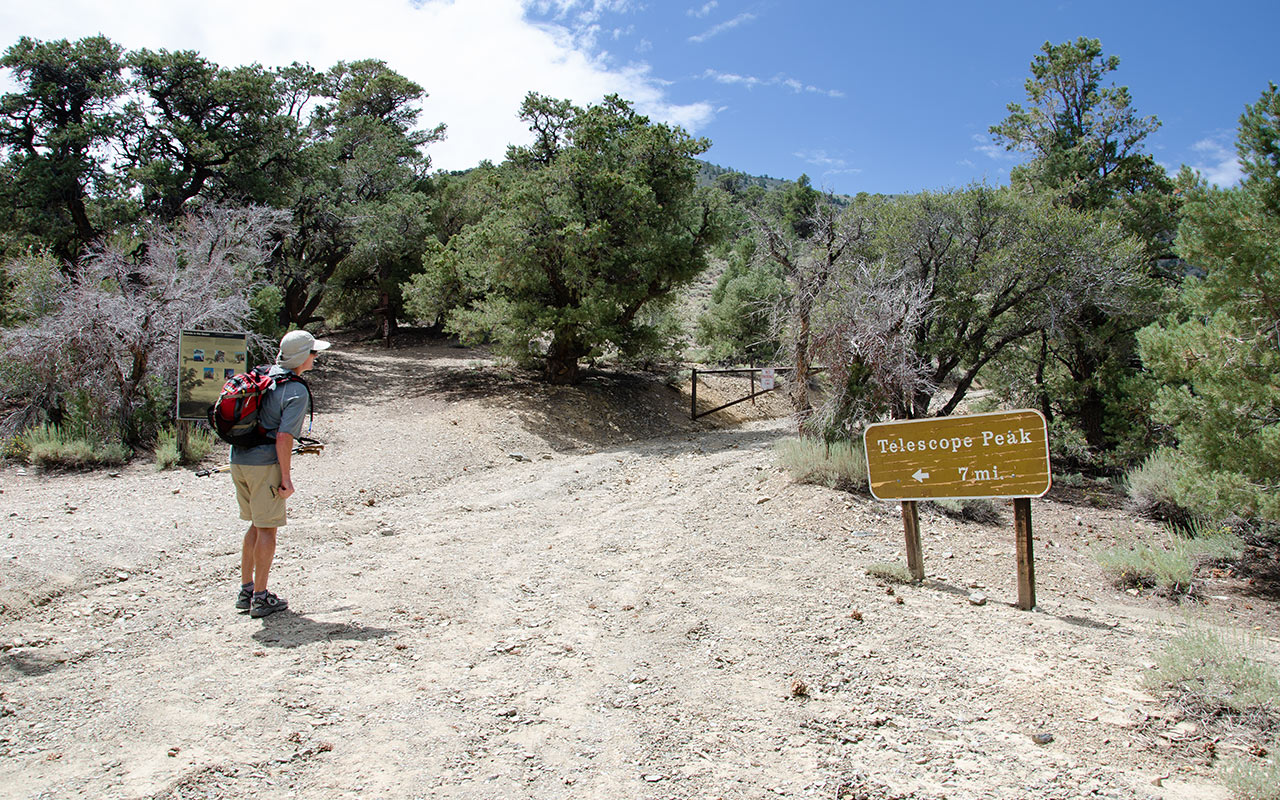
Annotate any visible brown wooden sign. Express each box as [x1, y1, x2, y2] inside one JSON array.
[[863, 410, 1051, 501]]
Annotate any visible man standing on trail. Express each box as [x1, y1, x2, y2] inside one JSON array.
[[231, 330, 330, 618]]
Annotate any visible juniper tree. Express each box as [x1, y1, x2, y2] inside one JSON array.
[[412, 93, 722, 383]]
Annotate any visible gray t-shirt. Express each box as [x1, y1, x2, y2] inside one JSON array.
[[229, 367, 310, 466]]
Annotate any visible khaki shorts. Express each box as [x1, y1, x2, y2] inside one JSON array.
[[230, 463, 287, 528]]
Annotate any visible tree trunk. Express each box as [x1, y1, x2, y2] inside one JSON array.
[[790, 310, 812, 416], [377, 290, 397, 348], [1034, 332, 1053, 423], [546, 333, 582, 385], [1078, 385, 1108, 451]]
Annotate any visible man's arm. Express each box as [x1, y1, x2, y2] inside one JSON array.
[[276, 432, 295, 499]]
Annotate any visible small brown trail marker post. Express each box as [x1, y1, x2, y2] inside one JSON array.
[[1014, 498, 1035, 610], [863, 409, 1051, 608], [901, 500, 924, 581]]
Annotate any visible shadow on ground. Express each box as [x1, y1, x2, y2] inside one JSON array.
[[0, 647, 69, 677], [1239, 542, 1280, 601], [251, 613, 395, 648], [297, 328, 794, 453], [1045, 483, 1126, 510]]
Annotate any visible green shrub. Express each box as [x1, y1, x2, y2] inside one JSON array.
[[1183, 519, 1245, 564], [154, 426, 216, 470], [1047, 416, 1093, 470], [695, 240, 785, 364], [128, 374, 180, 448], [22, 424, 128, 470], [1096, 540, 1193, 592], [866, 562, 918, 584], [1, 435, 29, 463], [1222, 754, 1280, 800], [1055, 471, 1086, 488], [1146, 630, 1279, 799], [1094, 521, 1242, 595], [775, 436, 867, 492], [1124, 447, 1198, 529], [1144, 629, 1280, 726], [249, 284, 286, 341]]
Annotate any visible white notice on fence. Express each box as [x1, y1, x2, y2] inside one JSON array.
[[759, 368, 775, 390]]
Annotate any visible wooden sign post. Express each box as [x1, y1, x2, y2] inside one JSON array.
[[1014, 498, 1035, 609], [863, 410, 1052, 609], [901, 499, 923, 581]]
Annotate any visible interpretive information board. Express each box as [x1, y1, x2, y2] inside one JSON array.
[[863, 409, 1052, 501], [177, 330, 248, 420]]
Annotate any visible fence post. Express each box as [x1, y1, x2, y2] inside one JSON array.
[[690, 368, 697, 420]]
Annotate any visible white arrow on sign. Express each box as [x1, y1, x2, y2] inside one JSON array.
[[912, 469, 930, 483]]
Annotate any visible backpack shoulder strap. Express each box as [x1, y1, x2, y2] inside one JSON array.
[[275, 371, 314, 430]]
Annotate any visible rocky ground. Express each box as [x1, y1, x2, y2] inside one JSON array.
[[1, 335, 1277, 800]]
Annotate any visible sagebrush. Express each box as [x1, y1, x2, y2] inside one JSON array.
[[1095, 521, 1242, 594], [775, 436, 867, 492]]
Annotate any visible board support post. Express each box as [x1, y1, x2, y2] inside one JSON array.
[[1014, 497, 1036, 610], [901, 500, 924, 581]]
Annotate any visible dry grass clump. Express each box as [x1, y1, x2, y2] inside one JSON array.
[[154, 426, 216, 470], [928, 498, 1002, 525], [1222, 756, 1280, 800], [865, 562, 917, 585], [775, 436, 867, 493], [22, 424, 128, 470], [1145, 630, 1280, 721]]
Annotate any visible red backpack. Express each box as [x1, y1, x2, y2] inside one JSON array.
[[207, 366, 310, 448]]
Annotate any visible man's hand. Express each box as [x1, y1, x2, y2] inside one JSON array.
[[276, 433, 295, 500]]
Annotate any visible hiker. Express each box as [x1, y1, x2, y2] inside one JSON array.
[[231, 329, 330, 618]]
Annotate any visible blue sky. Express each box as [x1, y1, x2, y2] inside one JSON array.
[[2, 0, 1275, 195]]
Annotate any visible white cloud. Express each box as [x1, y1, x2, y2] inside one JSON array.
[[688, 11, 756, 43], [1188, 135, 1244, 187], [688, 1, 718, 18], [795, 149, 861, 180], [0, 0, 713, 171], [704, 69, 762, 89], [532, 0, 636, 25], [795, 150, 847, 169], [971, 133, 1017, 161], [701, 69, 842, 99]]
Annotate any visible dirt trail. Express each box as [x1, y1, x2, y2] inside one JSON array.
[[1, 339, 1276, 799]]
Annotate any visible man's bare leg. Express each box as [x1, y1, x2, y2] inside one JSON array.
[[252, 526, 277, 594], [241, 525, 259, 587]]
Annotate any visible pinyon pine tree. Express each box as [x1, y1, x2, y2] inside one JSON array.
[[1137, 83, 1280, 523]]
